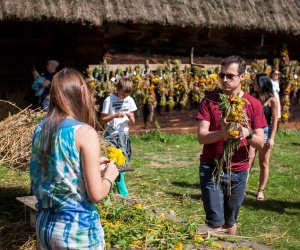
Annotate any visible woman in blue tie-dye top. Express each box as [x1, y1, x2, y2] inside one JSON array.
[[30, 68, 119, 250]]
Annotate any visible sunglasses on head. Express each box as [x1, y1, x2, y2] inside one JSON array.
[[218, 72, 241, 80]]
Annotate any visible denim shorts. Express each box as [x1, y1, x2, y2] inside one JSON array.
[[264, 125, 272, 143], [199, 163, 248, 227]]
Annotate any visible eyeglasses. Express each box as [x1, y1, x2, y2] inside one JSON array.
[[218, 72, 240, 80], [274, 73, 280, 76]]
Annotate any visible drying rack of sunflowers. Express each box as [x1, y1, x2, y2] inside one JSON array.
[[216, 94, 250, 192], [86, 59, 222, 112]]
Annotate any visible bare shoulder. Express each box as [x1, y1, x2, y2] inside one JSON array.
[[270, 96, 278, 106], [76, 125, 99, 147], [77, 124, 97, 135]]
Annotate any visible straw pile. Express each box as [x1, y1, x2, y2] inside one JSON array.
[[0, 100, 108, 170], [0, 221, 36, 250], [0, 101, 45, 170]]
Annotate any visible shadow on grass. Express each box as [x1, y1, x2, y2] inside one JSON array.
[[171, 181, 199, 189], [244, 191, 300, 214], [169, 181, 202, 200], [165, 191, 202, 201], [291, 142, 300, 146], [0, 186, 31, 222]]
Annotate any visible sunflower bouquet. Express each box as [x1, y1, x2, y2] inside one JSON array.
[[103, 145, 126, 167], [216, 93, 250, 192]]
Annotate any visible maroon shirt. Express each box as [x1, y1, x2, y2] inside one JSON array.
[[196, 92, 267, 171]]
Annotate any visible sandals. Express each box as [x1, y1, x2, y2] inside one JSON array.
[[256, 189, 265, 201]]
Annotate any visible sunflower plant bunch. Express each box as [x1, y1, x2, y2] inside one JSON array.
[[216, 93, 250, 191], [218, 93, 249, 136], [97, 195, 228, 250]]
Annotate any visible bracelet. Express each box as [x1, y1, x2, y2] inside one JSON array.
[[246, 130, 254, 140], [102, 177, 113, 188]]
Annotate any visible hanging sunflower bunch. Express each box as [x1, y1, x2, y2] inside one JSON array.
[[290, 63, 300, 106], [131, 73, 146, 119], [188, 67, 205, 105], [155, 65, 168, 106], [89, 58, 114, 99], [216, 93, 250, 191], [171, 68, 189, 109], [174, 77, 189, 108], [241, 72, 252, 93], [205, 72, 220, 92], [251, 59, 268, 74], [143, 77, 157, 122], [189, 78, 204, 104], [145, 84, 157, 107], [164, 75, 176, 110], [279, 48, 292, 122]]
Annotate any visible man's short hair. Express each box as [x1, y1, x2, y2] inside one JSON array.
[[48, 60, 60, 68], [221, 56, 246, 75]]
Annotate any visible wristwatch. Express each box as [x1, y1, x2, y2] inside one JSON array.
[[246, 130, 254, 140]]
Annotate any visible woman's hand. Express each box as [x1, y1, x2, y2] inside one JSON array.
[[99, 157, 109, 172], [266, 138, 274, 149], [102, 160, 119, 182]]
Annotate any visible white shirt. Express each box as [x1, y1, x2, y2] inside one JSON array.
[[271, 79, 281, 118], [101, 94, 137, 132]]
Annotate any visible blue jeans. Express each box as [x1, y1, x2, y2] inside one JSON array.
[[263, 125, 272, 143], [199, 163, 247, 227]]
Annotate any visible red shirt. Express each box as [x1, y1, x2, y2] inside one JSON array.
[[196, 92, 267, 171]]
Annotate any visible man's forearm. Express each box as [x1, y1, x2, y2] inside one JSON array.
[[247, 129, 264, 150], [198, 129, 225, 144]]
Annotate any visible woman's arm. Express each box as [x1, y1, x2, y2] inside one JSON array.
[[268, 97, 279, 148], [76, 125, 119, 203]]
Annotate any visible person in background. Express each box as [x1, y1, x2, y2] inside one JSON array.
[[100, 77, 137, 198], [30, 68, 119, 249], [270, 69, 281, 120], [248, 74, 278, 201], [32, 60, 59, 111], [197, 56, 266, 235]]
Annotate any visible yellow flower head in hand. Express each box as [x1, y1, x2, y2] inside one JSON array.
[[105, 146, 126, 167]]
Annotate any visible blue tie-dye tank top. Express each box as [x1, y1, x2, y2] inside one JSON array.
[[30, 118, 105, 249]]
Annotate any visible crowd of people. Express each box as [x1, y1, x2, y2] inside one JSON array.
[[29, 55, 282, 248]]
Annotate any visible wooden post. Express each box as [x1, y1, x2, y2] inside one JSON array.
[[190, 47, 194, 65], [261, 34, 264, 47]]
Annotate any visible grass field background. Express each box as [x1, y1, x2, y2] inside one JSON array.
[[0, 130, 299, 249]]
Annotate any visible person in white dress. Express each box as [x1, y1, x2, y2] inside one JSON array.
[[270, 69, 281, 119]]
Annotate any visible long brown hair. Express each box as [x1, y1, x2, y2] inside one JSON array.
[[256, 74, 274, 104], [41, 67, 97, 172]]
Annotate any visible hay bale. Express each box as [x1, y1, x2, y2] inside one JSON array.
[[0, 100, 107, 170], [0, 103, 45, 170]]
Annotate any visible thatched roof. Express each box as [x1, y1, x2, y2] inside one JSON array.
[[1, 0, 300, 35]]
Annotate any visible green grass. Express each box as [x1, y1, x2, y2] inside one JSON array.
[[0, 130, 299, 249], [127, 130, 300, 250]]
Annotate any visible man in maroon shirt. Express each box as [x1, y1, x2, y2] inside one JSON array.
[[197, 56, 267, 235]]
